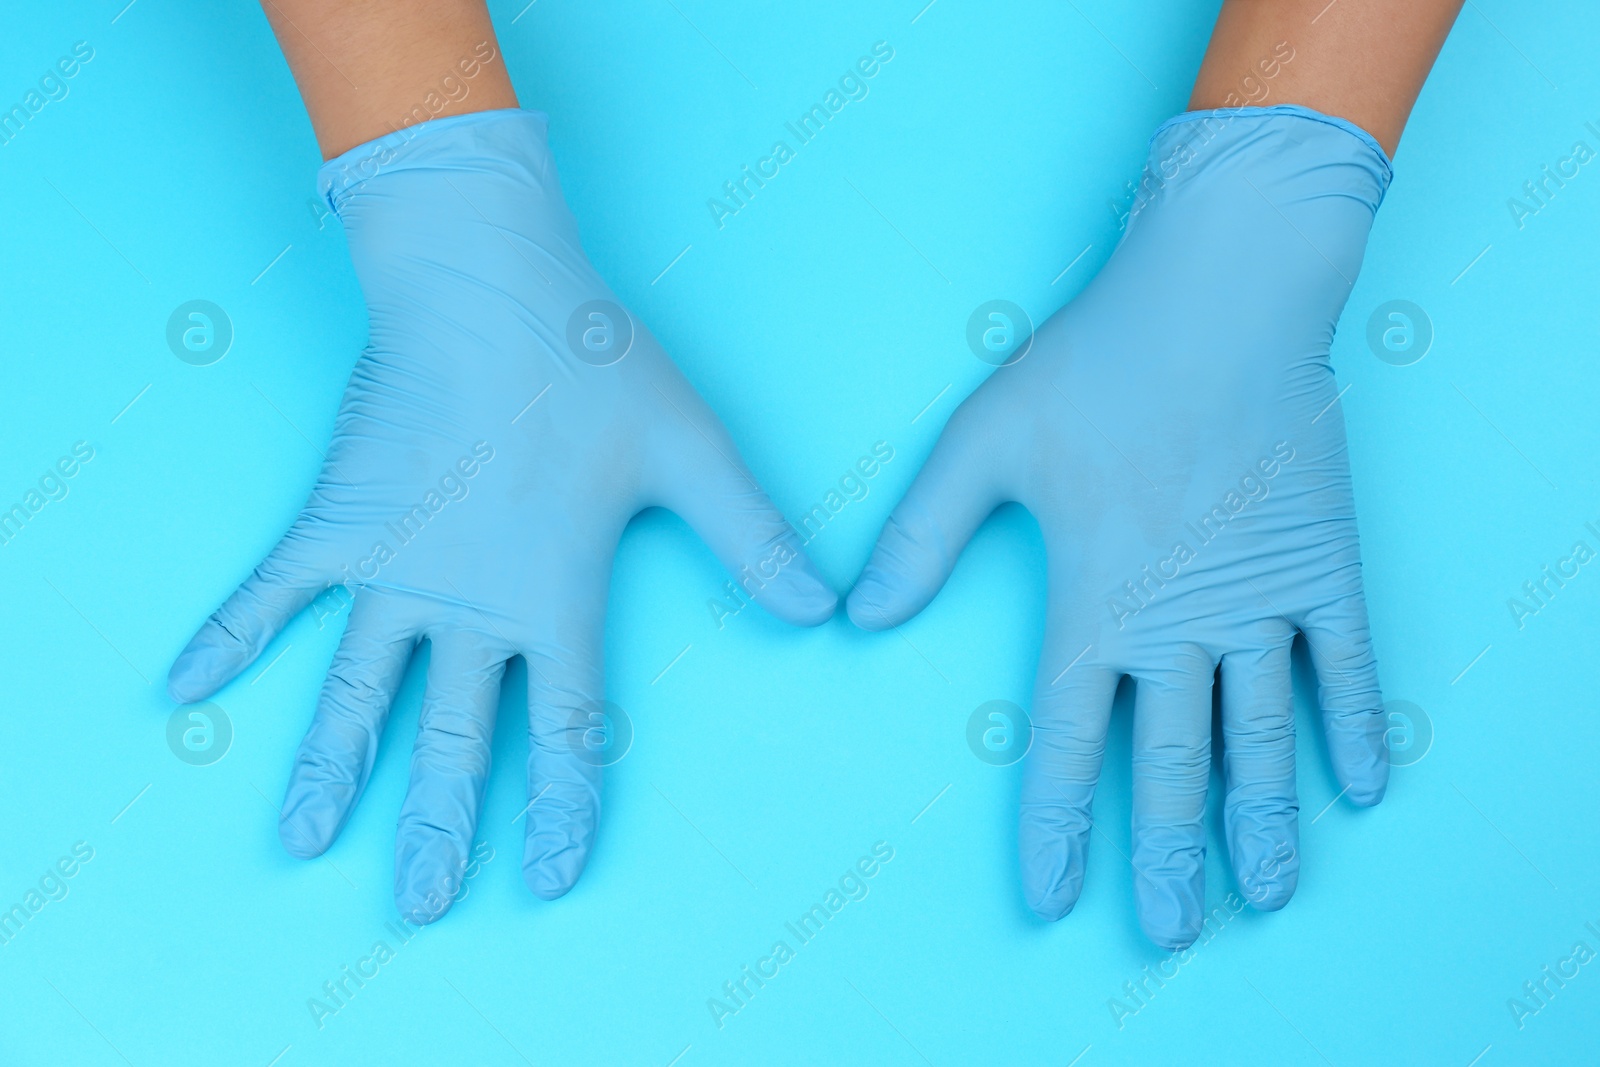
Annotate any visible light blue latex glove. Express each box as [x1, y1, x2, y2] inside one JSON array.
[[167, 109, 835, 921], [848, 105, 1391, 949]]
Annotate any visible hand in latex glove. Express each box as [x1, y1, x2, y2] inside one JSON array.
[[849, 106, 1391, 948], [168, 109, 835, 921]]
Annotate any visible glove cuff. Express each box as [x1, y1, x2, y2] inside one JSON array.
[[1151, 103, 1392, 180], [1134, 104, 1391, 218], [1122, 103, 1393, 252], [316, 107, 553, 212]]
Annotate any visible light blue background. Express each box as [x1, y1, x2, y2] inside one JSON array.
[[2, 1, 1598, 1063]]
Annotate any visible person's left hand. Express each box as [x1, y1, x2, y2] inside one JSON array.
[[847, 106, 1392, 948]]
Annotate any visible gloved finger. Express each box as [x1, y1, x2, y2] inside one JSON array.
[[846, 401, 1005, 631], [521, 605, 606, 901], [1298, 589, 1387, 807], [279, 589, 416, 859], [1131, 653, 1215, 950], [1220, 643, 1299, 912], [1019, 663, 1119, 921], [393, 633, 507, 924], [167, 524, 327, 703], [658, 413, 836, 627]]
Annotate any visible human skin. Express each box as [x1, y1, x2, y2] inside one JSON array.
[[263, 0, 1464, 163], [253, 0, 1471, 560], [1190, 0, 1466, 156], [260, 0, 519, 159]]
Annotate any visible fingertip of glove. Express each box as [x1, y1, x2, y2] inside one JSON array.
[[397, 899, 452, 927], [1026, 896, 1075, 923], [393, 866, 464, 925], [524, 872, 575, 901], [522, 830, 591, 900], [754, 559, 838, 627], [773, 585, 839, 628], [279, 797, 341, 860], [1248, 885, 1295, 913], [1345, 776, 1387, 808], [1136, 879, 1205, 951], [1238, 857, 1298, 912], [1140, 906, 1204, 950], [1019, 822, 1088, 923], [166, 653, 216, 705], [165, 674, 203, 706], [1149, 928, 1200, 952], [279, 818, 330, 861], [167, 628, 244, 704], [792, 598, 839, 629], [1339, 749, 1390, 808], [523, 858, 580, 901], [844, 576, 901, 632]]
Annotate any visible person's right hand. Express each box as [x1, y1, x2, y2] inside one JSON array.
[[848, 106, 1392, 948], [167, 109, 835, 922]]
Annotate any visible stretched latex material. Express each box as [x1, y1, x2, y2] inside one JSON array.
[[168, 109, 836, 922], [849, 105, 1393, 949]]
